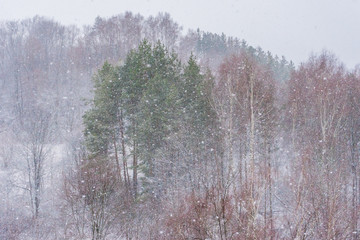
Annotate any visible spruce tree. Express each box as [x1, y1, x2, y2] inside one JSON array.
[[120, 40, 181, 195], [83, 61, 120, 157]]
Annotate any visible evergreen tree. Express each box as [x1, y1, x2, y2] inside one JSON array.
[[120, 40, 181, 195], [175, 55, 220, 190], [181, 54, 217, 139], [83, 43, 219, 198], [83, 61, 120, 157]]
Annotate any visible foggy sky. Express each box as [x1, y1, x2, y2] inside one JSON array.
[[0, 0, 359, 68]]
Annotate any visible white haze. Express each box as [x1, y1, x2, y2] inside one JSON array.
[[0, 0, 359, 68]]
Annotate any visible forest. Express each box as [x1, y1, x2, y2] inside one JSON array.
[[0, 12, 359, 240]]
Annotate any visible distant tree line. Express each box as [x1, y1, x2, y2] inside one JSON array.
[[1, 12, 358, 240]]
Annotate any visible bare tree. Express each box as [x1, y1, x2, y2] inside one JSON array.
[[286, 52, 353, 239], [18, 107, 52, 218], [63, 142, 125, 240]]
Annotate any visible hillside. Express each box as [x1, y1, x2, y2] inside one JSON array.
[[0, 12, 359, 240]]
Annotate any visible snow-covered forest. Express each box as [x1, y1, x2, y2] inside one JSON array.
[[0, 12, 359, 240]]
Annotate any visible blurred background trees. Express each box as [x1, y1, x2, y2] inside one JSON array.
[[0, 12, 358, 240]]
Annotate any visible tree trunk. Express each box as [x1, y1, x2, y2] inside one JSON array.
[[133, 139, 138, 198]]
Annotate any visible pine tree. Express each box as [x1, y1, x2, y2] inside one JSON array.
[[181, 55, 217, 139], [83, 61, 120, 156], [176, 55, 219, 191], [120, 40, 181, 196], [82, 61, 130, 186]]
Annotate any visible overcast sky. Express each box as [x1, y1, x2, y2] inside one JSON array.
[[0, 0, 359, 68]]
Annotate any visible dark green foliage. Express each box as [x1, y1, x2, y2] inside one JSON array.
[[136, 73, 180, 175], [196, 30, 228, 56], [83, 61, 120, 156], [120, 40, 182, 176], [181, 54, 217, 141], [83, 40, 220, 196], [195, 30, 294, 82]]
